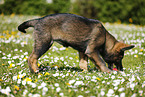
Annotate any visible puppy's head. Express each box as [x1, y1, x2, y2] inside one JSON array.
[[106, 42, 134, 71]]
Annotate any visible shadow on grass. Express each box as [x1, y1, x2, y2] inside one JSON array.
[[38, 64, 99, 73]]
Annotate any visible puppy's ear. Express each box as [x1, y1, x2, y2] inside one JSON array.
[[120, 44, 135, 52], [113, 42, 135, 52]]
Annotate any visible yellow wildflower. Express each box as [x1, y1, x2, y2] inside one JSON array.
[[134, 55, 138, 58], [46, 78, 49, 80], [140, 49, 143, 52], [17, 75, 20, 79], [0, 79, 3, 81], [66, 83, 70, 86], [22, 76, 25, 78], [25, 77, 32, 82], [14, 85, 19, 91], [2, 64, 5, 65], [10, 13, 15, 18], [3, 30, 9, 34], [24, 57, 27, 60], [11, 31, 17, 35], [37, 63, 41, 67], [0, 36, 4, 38], [0, 13, 4, 16], [6, 34, 11, 39], [8, 63, 15, 68], [96, 77, 101, 81], [44, 72, 50, 76], [34, 79, 38, 83], [66, 48, 68, 50], [129, 18, 133, 23]]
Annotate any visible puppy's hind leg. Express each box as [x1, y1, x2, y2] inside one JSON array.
[[28, 30, 53, 73], [79, 52, 88, 71]]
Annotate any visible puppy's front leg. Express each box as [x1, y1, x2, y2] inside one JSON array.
[[85, 48, 111, 72], [79, 52, 88, 71]]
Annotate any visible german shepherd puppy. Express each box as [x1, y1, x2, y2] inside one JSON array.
[[18, 13, 134, 73]]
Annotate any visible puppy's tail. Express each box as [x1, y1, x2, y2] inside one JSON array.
[[18, 19, 39, 33]]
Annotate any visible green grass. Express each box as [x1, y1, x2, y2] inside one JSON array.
[[0, 15, 145, 97]]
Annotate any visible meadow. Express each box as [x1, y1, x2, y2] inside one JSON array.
[[0, 14, 145, 97]]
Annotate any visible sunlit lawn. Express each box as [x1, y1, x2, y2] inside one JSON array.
[[0, 15, 145, 97]]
